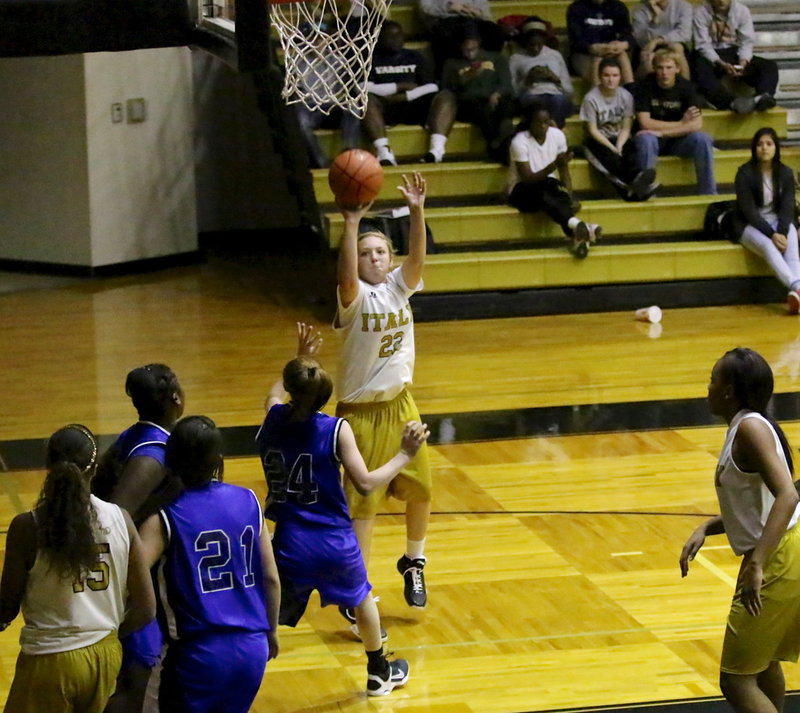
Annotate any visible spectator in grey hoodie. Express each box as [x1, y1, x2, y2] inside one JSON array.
[[631, 0, 692, 79], [509, 17, 574, 127], [691, 0, 778, 113]]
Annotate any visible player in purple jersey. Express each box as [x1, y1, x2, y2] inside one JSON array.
[[139, 416, 280, 713], [256, 323, 428, 696], [92, 364, 184, 713], [93, 364, 185, 525]]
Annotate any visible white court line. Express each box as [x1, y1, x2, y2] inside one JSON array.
[[694, 553, 737, 587], [611, 551, 643, 557]]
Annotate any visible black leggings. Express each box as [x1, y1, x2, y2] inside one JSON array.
[[508, 177, 575, 236]]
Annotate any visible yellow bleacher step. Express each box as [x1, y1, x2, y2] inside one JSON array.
[[314, 109, 788, 160], [325, 194, 733, 246], [313, 148, 800, 204], [414, 241, 771, 292]]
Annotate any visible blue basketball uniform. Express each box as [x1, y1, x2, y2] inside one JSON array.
[[156, 481, 271, 713], [93, 420, 171, 669], [255, 404, 371, 625], [93, 420, 171, 524]]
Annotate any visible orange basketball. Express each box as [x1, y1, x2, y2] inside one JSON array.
[[328, 149, 384, 209]]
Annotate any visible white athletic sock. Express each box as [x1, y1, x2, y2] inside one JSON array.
[[406, 538, 426, 560], [567, 217, 580, 231], [374, 139, 396, 165], [428, 133, 447, 161]]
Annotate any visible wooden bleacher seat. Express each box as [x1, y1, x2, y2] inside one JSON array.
[[313, 109, 789, 162], [313, 147, 800, 208]]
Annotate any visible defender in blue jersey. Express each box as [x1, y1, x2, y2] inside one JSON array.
[[256, 323, 428, 697], [139, 416, 280, 713], [92, 363, 184, 713]]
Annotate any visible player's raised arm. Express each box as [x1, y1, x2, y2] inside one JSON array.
[[337, 202, 374, 308], [399, 172, 427, 290], [265, 322, 323, 412]]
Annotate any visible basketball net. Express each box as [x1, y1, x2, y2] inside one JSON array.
[[270, 0, 390, 119]]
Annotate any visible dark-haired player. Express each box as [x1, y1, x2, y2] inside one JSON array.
[[139, 416, 280, 713], [92, 364, 184, 713]]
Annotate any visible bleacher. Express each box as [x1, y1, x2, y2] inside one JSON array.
[[311, 0, 799, 320]]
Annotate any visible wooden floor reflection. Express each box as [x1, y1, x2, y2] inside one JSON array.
[[2, 256, 800, 712]]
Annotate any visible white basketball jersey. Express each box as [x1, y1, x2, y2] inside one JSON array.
[[19, 495, 130, 654], [716, 410, 800, 556], [334, 267, 421, 403]]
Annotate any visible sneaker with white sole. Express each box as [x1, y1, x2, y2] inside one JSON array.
[[570, 221, 591, 259], [587, 223, 602, 243], [367, 658, 410, 696], [339, 605, 356, 625], [731, 96, 755, 114], [376, 147, 397, 166], [628, 168, 656, 201], [397, 555, 427, 608], [788, 290, 800, 315]]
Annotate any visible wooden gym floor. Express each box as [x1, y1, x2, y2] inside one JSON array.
[[2, 252, 800, 712]]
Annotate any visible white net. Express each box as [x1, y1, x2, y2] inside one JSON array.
[[270, 0, 390, 119]]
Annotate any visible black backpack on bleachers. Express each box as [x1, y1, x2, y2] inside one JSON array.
[[703, 200, 737, 242]]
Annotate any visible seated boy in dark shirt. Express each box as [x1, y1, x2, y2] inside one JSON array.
[[632, 48, 717, 194]]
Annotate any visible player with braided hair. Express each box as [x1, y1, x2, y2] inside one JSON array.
[[0, 425, 154, 713]]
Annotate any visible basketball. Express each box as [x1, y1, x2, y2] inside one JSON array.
[[328, 149, 384, 209]]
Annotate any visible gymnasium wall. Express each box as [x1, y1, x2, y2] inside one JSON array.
[[192, 51, 302, 233], [0, 54, 92, 265], [0, 47, 197, 268], [84, 48, 197, 266]]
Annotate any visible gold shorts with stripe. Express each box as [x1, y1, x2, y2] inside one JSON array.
[[337, 388, 432, 520], [721, 524, 800, 675], [5, 631, 122, 713]]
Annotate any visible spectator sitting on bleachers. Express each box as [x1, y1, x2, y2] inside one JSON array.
[[631, 0, 692, 79], [364, 21, 444, 165], [734, 128, 800, 313], [293, 23, 361, 168], [507, 100, 602, 259], [508, 17, 574, 128], [567, 0, 635, 86], [581, 57, 658, 200], [436, 28, 516, 163], [691, 0, 778, 113], [633, 48, 717, 195], [418, 0, 506, 75]]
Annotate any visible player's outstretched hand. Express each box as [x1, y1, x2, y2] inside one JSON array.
[[267, 630, 279, 660], [399, 172, 427, 210], [296, 322, 322, 358], [679, 525, 706, 577], [400, 420, 430, 457], [339, 200, 375, 223]]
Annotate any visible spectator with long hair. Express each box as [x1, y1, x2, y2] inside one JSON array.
[[0, 425, 154, 713], [733, 127, 800, 313]]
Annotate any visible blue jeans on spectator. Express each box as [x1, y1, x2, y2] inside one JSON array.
[[634, 131, 717, 195], [295, 104, 361, 168]]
